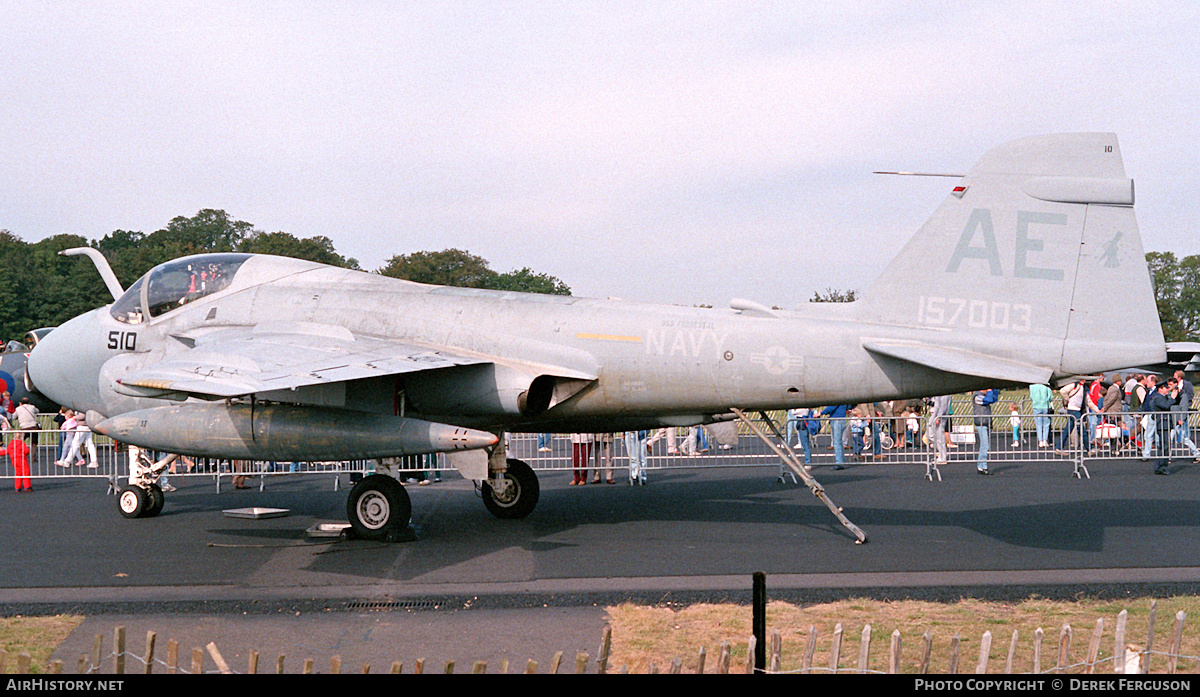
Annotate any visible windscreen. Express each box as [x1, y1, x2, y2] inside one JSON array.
[[110, 254, 251, 323]]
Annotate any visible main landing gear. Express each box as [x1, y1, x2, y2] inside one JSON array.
[[346, 473, 413, 542], [481, 458, 539, 519], [342, 456, 541, 541]]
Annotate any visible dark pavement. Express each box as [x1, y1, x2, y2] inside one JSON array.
[[4, 456, 1200, 671]]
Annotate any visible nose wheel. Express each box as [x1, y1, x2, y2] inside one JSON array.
[[118, 483, 164, 518]]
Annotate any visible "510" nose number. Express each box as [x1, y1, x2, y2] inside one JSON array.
[[107, 330, 138, 351]]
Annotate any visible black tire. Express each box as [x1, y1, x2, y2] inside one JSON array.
[[118, 485, 149, 519], [346, 474, 412, 541], [482, 458, 540, 519], [144, 483, 165, 518]]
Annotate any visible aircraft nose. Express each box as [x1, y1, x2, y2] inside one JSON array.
[[27, 309, 105, 409]]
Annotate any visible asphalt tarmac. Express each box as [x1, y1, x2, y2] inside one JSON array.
[[4, 454, 1200, 672]]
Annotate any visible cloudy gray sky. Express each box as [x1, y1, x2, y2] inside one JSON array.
[[3, 1, 1197, 307]]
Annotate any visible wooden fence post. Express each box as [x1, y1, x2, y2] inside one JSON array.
[[1005, 630, 1019, 674], [889, 629, 901, 674], [1086, 619, 1104, 674], [1115, 610, 1128, 674], [1168, 611, 1186, 675], [803, 625, 817, 674], [830, 623, 844, 674], [770, 629, 782, 673], [858, 623, 872, 674], [718, 641, 731, 674], [976, 630, 992, 674], [598, 625, 612, 674], [113, 626, 125, 675], [208, 642, 232, 675], [140, 630, 155, 675], [1033, 628, 1044, 674], [1056, 623, 1072, 673], [920, 631, 932, 674], [948, 635, 960, 674], [166, 639, 178, 675], [90, 633, 102, 674], [1145, 600, 1158, 673]]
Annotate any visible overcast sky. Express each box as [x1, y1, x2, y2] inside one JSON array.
[[3, 1, 1197, 307]]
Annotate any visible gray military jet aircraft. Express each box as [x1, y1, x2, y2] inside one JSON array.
[[25, 133, 1166, 540]]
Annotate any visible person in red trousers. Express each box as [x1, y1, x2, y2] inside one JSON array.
[[8, 430, 31, 492]]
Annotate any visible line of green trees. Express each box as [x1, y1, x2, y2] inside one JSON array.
[[0, 209, 571, 341], [1146, 252, 1200, 344]]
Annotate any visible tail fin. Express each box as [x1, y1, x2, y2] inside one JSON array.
[[860, 133, 1164, 381]]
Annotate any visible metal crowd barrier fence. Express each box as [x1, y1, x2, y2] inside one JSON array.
[[4, 407, 1196, 490], [0, 427, 372, 493], [505, 406, 1200, 482]]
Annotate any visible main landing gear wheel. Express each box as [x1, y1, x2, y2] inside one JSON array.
[[145, 483, 165, 517], [118, 484, 163, 519], [347, 474, 412, 541], [482, 458, 540, 519]]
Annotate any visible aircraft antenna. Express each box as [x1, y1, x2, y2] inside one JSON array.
[[873, 171, 965, 177]]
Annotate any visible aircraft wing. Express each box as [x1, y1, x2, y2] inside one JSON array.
[[861, 338, 1054, 386], [113, 322, 495, 399]]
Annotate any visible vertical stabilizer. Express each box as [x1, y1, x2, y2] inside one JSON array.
[[859, 133, 1164, 379]]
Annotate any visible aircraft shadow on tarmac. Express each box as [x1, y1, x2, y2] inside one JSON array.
[[172, 469, 1200, 583]]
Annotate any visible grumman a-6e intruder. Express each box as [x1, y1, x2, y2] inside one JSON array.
[[26, 134, 1166, 543]]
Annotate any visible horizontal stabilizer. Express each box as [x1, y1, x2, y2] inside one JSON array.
[[1166, 342, 1200, 373], [862, 338, 1053, 386]]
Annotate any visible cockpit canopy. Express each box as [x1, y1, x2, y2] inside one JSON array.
[[110, 254, 251, 324]]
